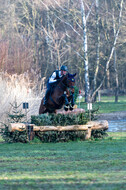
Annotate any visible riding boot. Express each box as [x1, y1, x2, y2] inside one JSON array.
[[43, 88, 50, 106]]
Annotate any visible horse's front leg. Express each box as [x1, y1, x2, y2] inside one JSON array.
[[69, 93, 75, 111], [63, 91, 69, 111]]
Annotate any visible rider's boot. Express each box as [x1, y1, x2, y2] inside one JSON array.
[[43, 89, 50, 106]]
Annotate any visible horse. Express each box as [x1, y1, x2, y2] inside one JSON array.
[[39, 73, 76, 114]]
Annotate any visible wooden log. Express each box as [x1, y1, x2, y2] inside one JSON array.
[[8, 123, 35, 132], [35, 125, 92, 132], [33, 125, 58, 132], [85, 126, 92, 140], [87, 120, 108, 130], [9, 123, 92, 132], [57, 125, 90, 132]]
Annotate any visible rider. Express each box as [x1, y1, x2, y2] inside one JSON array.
[[43, 65, 68, 106]]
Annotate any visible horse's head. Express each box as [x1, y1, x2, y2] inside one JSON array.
[[59, 72, 76, 91], [67, 73, 76, 88]]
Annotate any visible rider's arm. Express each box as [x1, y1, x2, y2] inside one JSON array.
[[48, 72, 57, 83]]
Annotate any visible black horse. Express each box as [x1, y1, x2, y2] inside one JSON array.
[[39, 73, 76, 114]]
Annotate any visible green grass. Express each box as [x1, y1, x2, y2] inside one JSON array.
[[77, 95, 126, 113], [0, 132, 126, 190], [0, 96, 126, 189]]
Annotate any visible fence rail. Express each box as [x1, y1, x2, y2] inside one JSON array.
[[8, 120, 108, 141]]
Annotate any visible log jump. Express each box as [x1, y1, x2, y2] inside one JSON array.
[[8, 120, 108, 140]]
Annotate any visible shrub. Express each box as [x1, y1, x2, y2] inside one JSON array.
[[35, 131, 86, 143], [2, 125, 28, 143], [91, 129, 108, 139], [31, 112, 91, 143], [31, 112, 90, 126]]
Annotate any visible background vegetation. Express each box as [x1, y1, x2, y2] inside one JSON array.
[[0, 0, 126, 91], [0, 0, 126, 121], [77, 95, 126, 113]]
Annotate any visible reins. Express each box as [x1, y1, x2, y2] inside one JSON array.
[[57, 75, 75, 90]]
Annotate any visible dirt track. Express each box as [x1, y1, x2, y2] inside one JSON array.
[[97, 111, 126, 120]]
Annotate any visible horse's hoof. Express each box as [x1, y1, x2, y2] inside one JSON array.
[[69, 107, 73, 111], [69, 105, 73, 111], [64, 105, 69, 111]]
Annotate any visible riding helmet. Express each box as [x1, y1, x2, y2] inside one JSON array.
[[60, 65, 68, 71]]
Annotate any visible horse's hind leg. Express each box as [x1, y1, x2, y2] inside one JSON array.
[[39, 99, 47, 114], [54, 110, 57, 114]]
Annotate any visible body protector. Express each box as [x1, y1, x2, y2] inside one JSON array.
[[48, 70, 62, 84]]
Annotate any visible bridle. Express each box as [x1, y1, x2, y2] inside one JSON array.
[[58, 75, 75, 90]]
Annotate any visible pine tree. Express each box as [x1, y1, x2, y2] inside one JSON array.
[[2, 99, 28, 143], [8, 99, 25, 123]]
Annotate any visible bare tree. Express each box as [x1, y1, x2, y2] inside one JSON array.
[[80, 0, 90, 102], [91, 0, 124, 101], [112, 7, 119, 102], [80, 0, 95, 102], [93, 0, 100, 102]]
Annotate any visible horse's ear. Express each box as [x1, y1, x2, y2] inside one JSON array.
[[73, 73, 76, 77], [68, 73, 76, 78]]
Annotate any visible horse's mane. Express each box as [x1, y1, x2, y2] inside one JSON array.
[[61, 72, 76, 81], [57, 72, 76, 89]]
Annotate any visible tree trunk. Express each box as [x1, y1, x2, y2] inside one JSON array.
[[114, 48, 119, 103], [80, 0, 90, 103], [113, 8, 119, 102], [106, 69, 110, 88], [93, 0, 100, 102]]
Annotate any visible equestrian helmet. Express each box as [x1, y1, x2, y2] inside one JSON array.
[[60, 65, 68, 71]]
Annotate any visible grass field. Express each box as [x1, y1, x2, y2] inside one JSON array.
[[77, 95, 126, 113], [0, 96, 126, 189], [0, 133, 126, 190]]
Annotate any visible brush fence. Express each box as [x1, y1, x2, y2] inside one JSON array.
[[8, 120, 108, 140]]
